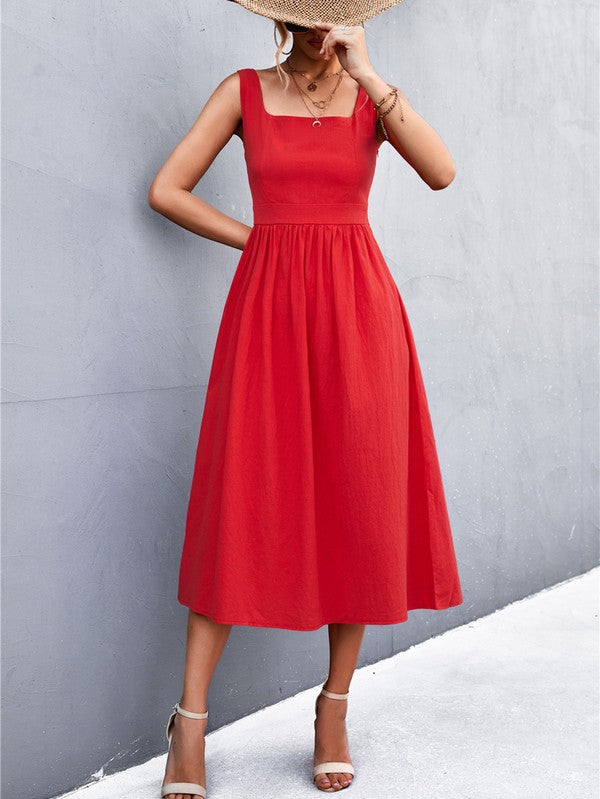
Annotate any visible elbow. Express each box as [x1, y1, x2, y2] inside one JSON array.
[[147, 184, 164, 211], [429, 162, 456, 191], [147, 177, 177, 211]]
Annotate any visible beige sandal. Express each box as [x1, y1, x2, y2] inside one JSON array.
[[312, 683, 355, 791], [160, 702, 209, 798]]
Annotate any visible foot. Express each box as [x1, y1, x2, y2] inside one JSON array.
[[313, 691, 354, 792], [161, 709, 208, 799]]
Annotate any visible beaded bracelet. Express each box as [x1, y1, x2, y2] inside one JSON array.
[[373, 86, 405, 142], [373, 86, 398, 110]]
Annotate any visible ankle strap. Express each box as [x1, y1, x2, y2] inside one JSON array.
[[174, 701, 209, 719], [320, 683, 349, 700]]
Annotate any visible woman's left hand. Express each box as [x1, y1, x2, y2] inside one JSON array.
[[313, 22, 375, 81]]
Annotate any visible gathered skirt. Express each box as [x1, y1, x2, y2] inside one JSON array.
[[177, 221, 463, 630]]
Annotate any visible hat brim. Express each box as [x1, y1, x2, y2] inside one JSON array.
[[226, 0, 405, 27]]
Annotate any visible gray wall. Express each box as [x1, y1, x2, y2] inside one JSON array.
[[2, 1, 598, 798]]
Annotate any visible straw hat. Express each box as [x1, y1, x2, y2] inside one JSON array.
[[225, 0, 404, 27]]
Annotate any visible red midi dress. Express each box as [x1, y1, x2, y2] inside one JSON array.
[[177, 68, 463, 630]]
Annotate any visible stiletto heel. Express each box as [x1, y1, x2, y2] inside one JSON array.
[[160, 702, 209, 799], [312, 682, 355, 791]]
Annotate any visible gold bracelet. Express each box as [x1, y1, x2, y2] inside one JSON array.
[[373, 85, 398, 109], [380, 93, 403, 120], [377, 92, 405, 143]]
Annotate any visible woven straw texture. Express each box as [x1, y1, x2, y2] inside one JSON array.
[[227, 0, 405, 26]]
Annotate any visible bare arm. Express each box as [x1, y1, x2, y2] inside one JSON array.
[[147, 72, 251, 251], [362, 70, 456, 190]]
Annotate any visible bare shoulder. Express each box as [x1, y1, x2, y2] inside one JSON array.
[[200, 70, 243, 138], [254, 66, 281, 85], [208, 70, 242, 109]]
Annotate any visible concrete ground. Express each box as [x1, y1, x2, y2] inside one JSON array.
[[58, 568, 599, 799]]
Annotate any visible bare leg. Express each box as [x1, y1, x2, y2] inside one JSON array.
[[313, 623, 366, 792], [162, 610, 232, 799]]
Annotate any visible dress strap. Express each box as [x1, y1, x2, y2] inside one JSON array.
[[354, 83, 380, 149], [237, 68, 261, 128], [354, 84, 375, 120]]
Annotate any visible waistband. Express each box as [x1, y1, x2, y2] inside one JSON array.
[[252, 202, 369, 225]]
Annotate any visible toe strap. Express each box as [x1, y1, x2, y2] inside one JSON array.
[[161, 782, 206, 798], [313, 761, 355, 778]]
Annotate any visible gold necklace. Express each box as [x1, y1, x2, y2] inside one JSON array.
[[286, 61, 345, 92], [282, 63, 345, 127]]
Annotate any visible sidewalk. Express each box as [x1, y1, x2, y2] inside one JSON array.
[[59, 568, 599, 799]]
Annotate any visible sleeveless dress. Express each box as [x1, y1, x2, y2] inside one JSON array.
[[177, 68, 463, 630]]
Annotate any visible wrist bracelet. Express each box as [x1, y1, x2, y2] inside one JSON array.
[[374, 85, 398, 109], [376, 89, 405, 143], [380, 93, 403, 119]]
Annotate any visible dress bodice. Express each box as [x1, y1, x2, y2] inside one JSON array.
[[238, 68, 379, 225]]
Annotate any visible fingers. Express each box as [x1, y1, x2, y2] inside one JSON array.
[[314, 22, 359, 60], [319, 29, 341, 59]]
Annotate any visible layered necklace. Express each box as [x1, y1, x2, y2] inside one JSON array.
[[282, 60, 347, 127]]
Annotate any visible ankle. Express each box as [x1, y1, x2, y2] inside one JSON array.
[[322, 680, 350, 694], [178, 697, 209, 714], [315, 696, 347, 719]]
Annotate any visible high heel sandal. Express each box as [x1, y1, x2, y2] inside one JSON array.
[[160, 701, 209, 799], [312, 683, 355, 791]]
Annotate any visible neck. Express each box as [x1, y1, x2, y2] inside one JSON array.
[[284, 49, 344, 79]]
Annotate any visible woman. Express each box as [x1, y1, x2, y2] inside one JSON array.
[[148, 4, 463, 797]]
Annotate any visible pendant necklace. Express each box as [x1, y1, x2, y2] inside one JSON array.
[[287, 62, 345, 92], [283, 62, 345, 128]]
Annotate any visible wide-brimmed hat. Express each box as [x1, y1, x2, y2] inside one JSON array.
[[225, 0, 404, 27]]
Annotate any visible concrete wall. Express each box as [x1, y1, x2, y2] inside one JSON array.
[[2, 1, 598, 797]]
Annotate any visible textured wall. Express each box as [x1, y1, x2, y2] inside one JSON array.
[[2, 1, 598, 797]]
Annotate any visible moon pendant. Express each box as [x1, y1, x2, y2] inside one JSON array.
[[312, 118, 321, 127]]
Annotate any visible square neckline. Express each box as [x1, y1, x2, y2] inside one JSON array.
[[251, 68, 363, 121]]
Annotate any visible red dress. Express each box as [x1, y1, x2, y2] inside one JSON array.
[[177, 67, 463, 630]]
